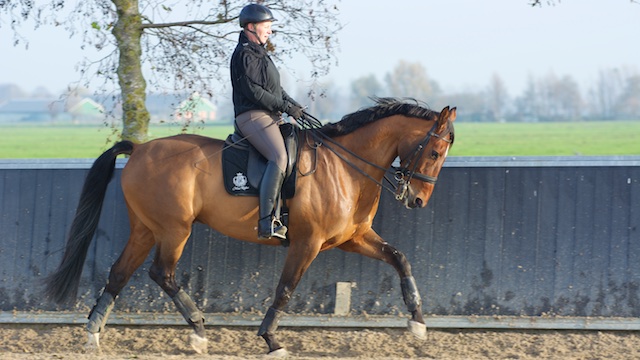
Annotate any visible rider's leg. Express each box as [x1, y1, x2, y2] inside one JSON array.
[[258, 161, 287, 239], [235, 110, 288, 239]]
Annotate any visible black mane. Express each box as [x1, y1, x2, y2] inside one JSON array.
[[319, 97, 438, 137]]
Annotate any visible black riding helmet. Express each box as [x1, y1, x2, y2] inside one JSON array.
[[239, 4, 277, 28]]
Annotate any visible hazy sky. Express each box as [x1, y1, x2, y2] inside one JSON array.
[[1, 0, 639, 96]]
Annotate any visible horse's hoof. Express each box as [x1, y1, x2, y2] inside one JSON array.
[[407, 319, 427, 339], [189, 333, 208, 354], [267, 347, 289, 357], [85, 332, 101, 352]]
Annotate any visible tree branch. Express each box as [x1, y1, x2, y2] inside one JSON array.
[[141, 18, 236, 29]]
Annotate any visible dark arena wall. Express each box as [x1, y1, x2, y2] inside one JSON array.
[[1, 157, 639, 321]]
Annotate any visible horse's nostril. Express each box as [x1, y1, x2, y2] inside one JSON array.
[[415, 198, 423, 208]]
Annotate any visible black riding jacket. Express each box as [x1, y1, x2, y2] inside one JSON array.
[[230, 31, 298, 117]]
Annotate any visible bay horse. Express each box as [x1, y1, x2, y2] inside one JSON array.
[[45, 98, 456, 357]]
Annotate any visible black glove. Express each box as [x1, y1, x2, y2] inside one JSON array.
[[286, 103, 304, 120]]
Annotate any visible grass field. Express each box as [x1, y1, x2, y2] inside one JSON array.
[[0, 120, 638, 158]]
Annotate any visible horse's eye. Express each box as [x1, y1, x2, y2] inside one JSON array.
[[431, 150, 439, 160]]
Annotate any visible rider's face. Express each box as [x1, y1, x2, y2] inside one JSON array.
[[249, 21, 272, 44]]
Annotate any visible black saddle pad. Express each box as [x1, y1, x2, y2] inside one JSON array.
[[222, 124, 297, 199]]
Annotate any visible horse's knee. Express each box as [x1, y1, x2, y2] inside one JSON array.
[[382, 243, 412, 274]]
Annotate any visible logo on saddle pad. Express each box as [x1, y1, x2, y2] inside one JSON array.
[[232, 172, 250, 191]]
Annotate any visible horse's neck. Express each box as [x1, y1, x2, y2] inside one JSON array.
[[333, 119, 402, 171]]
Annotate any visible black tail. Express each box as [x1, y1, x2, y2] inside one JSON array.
[[44, 141, 134, 305]]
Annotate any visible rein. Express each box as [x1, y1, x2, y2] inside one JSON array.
[[302, 112, 452, 203]]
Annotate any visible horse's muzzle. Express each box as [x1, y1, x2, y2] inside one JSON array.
[[396, 180, 427, 209], [404, 196, 423, 209], [398, 187, 421, 209]]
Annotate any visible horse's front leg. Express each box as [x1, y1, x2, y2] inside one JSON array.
[[258, 241, 321, 356], [339, 229, 427, 339]]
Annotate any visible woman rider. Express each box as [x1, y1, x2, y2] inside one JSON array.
[[230, 4, 304, 240]]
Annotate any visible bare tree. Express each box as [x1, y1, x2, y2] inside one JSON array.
[[294, 79, 345, 122], [588, 68, 625, 120], [486, 73, 509, 122], [514, 72, 582, 122], [439, 91, 486, 122], [1, 0, 342, 142], [617, 74, 640, 119], [349, 74, 383, 110], [554, 75, 583, 120], [384, 60, 440, 105], [514, 75, 542, 122]]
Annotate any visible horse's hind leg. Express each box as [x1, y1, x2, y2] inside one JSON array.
[[148, 228, 207, 354], [86, 221, 155, 350], [339, 229, 427, 339]]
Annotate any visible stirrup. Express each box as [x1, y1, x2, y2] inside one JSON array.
[[258, 217, 288, 240], [271, 219, 288, 239]]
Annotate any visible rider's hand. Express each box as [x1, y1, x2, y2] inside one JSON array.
[[286, 103, 304, 120]]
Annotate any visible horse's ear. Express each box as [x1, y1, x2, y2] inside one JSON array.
[[437, 106, 451, 129], [449, 107, 457, 122]]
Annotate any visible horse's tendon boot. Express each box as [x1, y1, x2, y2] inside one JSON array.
[[172, 289, 208, 354], [86, 292, 115, 334], [85, 292, 115, 351]]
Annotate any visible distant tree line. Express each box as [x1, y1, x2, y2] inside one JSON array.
[[297, 61, 640, 123], [5, 59, 638, 125]]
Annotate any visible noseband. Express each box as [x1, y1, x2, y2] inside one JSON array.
[[392, 121, 453, 202]]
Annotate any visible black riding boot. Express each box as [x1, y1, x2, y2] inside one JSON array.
[[258, 161, 288, 240]]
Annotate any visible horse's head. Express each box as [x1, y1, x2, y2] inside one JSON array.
[[394, 106, 456, 209]]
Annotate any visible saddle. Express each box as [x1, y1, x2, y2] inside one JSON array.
[[222, 122, 298, 199]]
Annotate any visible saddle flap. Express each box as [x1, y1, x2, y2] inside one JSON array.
[[222, 123, 298, 199], [247, 149, 267, 189]]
